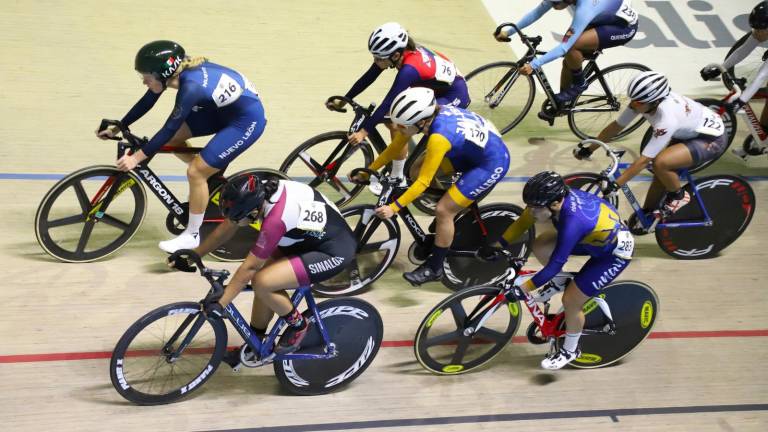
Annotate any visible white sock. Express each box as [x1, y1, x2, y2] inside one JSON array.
[[185, 212, 204, 235], [391, 159, 406, 179], [563, 332, 581, 353]]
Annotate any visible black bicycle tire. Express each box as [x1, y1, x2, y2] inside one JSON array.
[[311, 204, 401, 297], [569, 280, 659, 369], [279, 130, 374, 207], [109, 301, 228, 405], [465, 61, 536, 134], [273, 298, 383, 395], [568, 62, 651, 140], [414, 285, 522, 375], [208, 168, 291, 262], [34, 165, 147, 262]]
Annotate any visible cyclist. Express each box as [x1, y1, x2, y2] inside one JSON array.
[[497, 171, 633, 370], [169, 175, 356, 359], [352, 87, 509, 286], [575, 71, 727, 221], [329, 22, 470, 182], [96, 40, 266, 253], [495, 0, 639, 106], [700, 2, 768, 153]]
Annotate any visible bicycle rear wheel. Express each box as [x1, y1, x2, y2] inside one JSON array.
[[655, 175, 755, 259], [443, 203, 533, 291], [279, 131, 374, 207], [206, 168, 290, 262], [414, 285, 522, 375], [465, 61, 535, 134], [35, 165, 146, 262], [274, 298, 383, 395], [569, 63, 650, 140], [312, 204, 401, 297], [570, 281, 659, 368], [110, 302, 228, 405]]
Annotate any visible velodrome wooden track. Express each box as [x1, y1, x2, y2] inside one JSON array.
[[1, 1, 766, 431]]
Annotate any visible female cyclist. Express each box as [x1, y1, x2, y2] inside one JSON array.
[[495, 0, 639, 106], [576, 71, 727, 222], [97, 40, 266, 253], [498, 171, 634, 370], [170, 174, 356, 359], [329, 22, 470, 181]]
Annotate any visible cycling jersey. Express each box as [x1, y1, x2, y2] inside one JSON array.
[[250, 180, 356, 285], [345, 46, 469, 133], [369, 106, 509, 209], [510, 0, 638, 69], [722, 33, 768, 103], [501, 188, 630, 296], [121, 61, 266, 167], [617, 91, 724, 158]]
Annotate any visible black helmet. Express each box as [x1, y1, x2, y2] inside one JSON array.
[[219, 175, 268, 221], [750, 2, 768, 29], [134, 40, 185, 82], [523, 171, 568, 206]]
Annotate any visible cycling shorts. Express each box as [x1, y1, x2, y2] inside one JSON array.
[[593, 22, 638, 50], [278, 230, 356, 286]]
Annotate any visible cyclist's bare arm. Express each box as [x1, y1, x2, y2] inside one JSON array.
[[194, 219, 240, 257]]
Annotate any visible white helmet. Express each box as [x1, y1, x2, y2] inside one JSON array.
[[368, 22, 408, 58], [389, 87, 436, 126], [627, 71, 671, 104]]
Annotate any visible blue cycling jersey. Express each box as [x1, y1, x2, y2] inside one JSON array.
[[429, 106, 507, 172], [511, 0, 637, 69], [121, 61, 262, 157]]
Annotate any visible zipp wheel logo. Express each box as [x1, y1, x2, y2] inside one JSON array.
[[672, 245, 714, 257], [324, 336, 375, 388]]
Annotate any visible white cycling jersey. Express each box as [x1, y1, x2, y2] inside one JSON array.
[[722, 33, 768, 103], [617, 92, 724, 158]]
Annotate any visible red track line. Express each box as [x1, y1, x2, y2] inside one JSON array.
[[2, 329, 766, 364]]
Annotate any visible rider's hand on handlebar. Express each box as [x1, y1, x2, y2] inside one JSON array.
[[374, 205, 395, 220], [494, 28, 511, 42], [573, 146, 594, 161], [325, 97, 347, 112], [201, 301, 224, 319], [347, 130, 368, 146], [167, 250, 198, 273], [348, 169, 371, 184], [601, 179, 621, 197], [700, 65, 722, 81], [725, 94, 746, 113], [518, 64, 534, 76], [96, 126, 119, 140]]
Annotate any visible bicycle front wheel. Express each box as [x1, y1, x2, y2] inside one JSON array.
[[570, 281, 659, 369], [569, 63, 650, 140], [312, 204, 401, 297], [414, 285, 522, 375], [465, 61, 535, 134], [110, 302, 228, 405], [35, 165, 146, 262], [280, 131, 374, 207]]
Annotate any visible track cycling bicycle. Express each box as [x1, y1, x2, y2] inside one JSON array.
[[34, 119, 287, 262], [279, 96, 440, 214], [566, 139, 755, 259], [311, 168, 533, 296], [110, 250, 383, 404], [414, 250, 658, 374], [467, 22, 650, 139]]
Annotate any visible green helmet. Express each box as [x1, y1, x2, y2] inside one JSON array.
[[134, 40, 185, 82]]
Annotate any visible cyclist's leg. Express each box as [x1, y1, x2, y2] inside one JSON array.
[[165, 123, 195, 163], [648, 139, 717, 212]]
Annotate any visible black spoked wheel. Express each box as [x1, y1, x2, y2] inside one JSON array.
[[562, 173, 620, 208], [274, 298, 383, 395], [569, 63, 651, 140], [569, 281, 659, 368], [279, 131, 374, 207], [110, 302, 228, 405], [312, 204, 401, 297], [34, 165, 146, 262], [727, 32, 768, 94], [654, 175, 755, 259], [206, 168, 291, 262], [414, 285, 522, 375], [443, 203, 533, 291], [465, 61, 536, 134], [639, 98, 736, 174]]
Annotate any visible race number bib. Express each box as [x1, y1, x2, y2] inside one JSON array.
[[696, 109, 725, 137], [615, 0, 639, 25], [297, 201, 327, 232], [457, 118, 490, 148], [213, 73, 244, 107], [613, 230, 635, 260], [434, 56, 457, 85]]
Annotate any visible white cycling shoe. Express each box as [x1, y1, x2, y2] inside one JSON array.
[[159, 231, 200, 253], [541, 347, 581, 370]]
